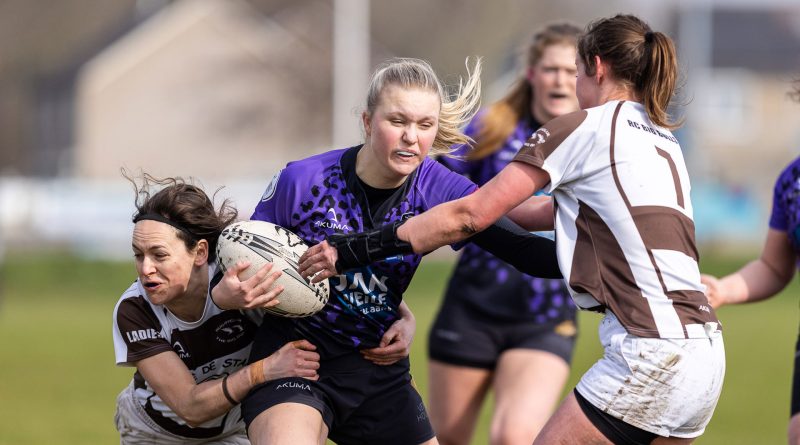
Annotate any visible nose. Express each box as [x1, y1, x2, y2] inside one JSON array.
[[139, 256, 157, 277], [402, 125, 417, 145]]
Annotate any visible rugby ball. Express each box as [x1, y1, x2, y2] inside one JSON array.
[[216, 221, 329, 318]]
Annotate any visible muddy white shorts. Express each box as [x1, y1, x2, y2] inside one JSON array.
[[576, 311, 725, 438], [114, 382, 249, 445]]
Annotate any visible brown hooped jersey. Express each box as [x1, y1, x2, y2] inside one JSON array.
[[112, 265, 262, 438], [513, 100, 719, 339]]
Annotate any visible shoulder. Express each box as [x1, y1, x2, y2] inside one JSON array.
[[416, 158, 477, 200], [113, 281, 160, 326], [283, 149, 346, 178]]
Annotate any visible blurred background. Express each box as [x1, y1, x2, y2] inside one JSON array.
[[1, 0, 799, 443]]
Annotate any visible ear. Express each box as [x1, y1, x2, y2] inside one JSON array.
[[362, 111, 372, 138], [194, 239, 209, 266], [593, 55, 606, 83], [526, 66, 536, 83]]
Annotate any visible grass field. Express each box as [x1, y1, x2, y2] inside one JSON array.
[[0, 251, 796, 444]]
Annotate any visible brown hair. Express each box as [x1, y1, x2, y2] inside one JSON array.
[[469, 23, 581, 160], [578, 14, 680, 129], [124, 170, 237, 263]]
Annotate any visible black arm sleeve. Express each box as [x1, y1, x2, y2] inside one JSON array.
[[468, 216, 562, 279]]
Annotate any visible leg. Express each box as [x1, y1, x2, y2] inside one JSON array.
[[789, 413, 800, 445], [490, 349, 570, 445], [534, 391, 611, 445], [427, 359, 492, 445], [247, 402, 328, 445]]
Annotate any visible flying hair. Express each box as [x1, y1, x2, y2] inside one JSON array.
[[365, 57, 482, 156]]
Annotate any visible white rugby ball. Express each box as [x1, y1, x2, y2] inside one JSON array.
[[216, 220, 329, 318]]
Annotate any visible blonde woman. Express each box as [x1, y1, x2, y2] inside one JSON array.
[[245, 58, 561, 445]]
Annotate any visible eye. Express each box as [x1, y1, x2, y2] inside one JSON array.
[[419, 122, 434, 129], [133, 253, 143, 260]]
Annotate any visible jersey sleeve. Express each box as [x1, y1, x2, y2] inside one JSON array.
[[251, 168, 293, 226], [112, 293, 172, 366], [769, 168, 790, 232], [427, 161, 478, 205], [512, 109, 593, 193]]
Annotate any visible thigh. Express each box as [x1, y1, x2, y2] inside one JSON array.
[[790, 413, 800, 445], [427, 359, 492, 445], [534, 391, 612, 445], [428, 299, 500, 368], [492, 349, 570, 440], [247, 403, 327, 445], [333, 375, 435, 445]]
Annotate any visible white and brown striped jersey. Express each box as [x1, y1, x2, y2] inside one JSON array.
[[513, 100, 719, 339], [112, 266, 262, 439]]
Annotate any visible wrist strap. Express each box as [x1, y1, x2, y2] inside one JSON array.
[[221, 374, 239, 406], [326, 220, 414, 273]]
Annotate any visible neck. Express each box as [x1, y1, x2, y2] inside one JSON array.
[[166, 264, 209, 322], [600, 82, 639, 104]]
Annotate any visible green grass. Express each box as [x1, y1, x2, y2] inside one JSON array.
[[0, 251, 796, 444]]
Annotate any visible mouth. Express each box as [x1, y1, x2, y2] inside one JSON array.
[[548, 92, 569, 101], [143, 281, 162, 292], [394, 150, 418, 160]]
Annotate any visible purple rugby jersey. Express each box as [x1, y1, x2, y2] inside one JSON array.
[[438, 113, 576, 323], [770, 156, 800, 260], [252, 145, 476, 351]]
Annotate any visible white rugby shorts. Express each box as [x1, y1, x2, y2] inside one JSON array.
[[576, 311, 725, 438], [114, 382, 249, 445]]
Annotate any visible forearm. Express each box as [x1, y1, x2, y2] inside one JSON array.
[[178, 361, 266, 426], [506, 195, 554, 231], [721, 259, 793, 305], [399, 198, 484, 253], [469, 216, 561, 279]]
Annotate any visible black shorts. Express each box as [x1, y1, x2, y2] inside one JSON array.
[[427, 298, 577, 369], [575, 389, 657, 445], [792, 335, 800, 416], [242, 318, 434, 445]]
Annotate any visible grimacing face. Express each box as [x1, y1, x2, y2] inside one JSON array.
[[132, 220, 204, 306], [361, 85, 440, 188], [529, 43, 579, 123]]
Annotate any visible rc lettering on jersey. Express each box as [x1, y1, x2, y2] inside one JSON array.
[[275, 381, 311, 391], [626, 119, 678, 143], [126, 328, 161, 343], [313, 207, 352, 232], [334, 272, 389, 314]]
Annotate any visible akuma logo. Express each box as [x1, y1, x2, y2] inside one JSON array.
[[275, 381, 311, 391], [313, 207, 351, 231], [173, 341, 190, 359]]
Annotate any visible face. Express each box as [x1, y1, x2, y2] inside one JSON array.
[[575, 55, 601, 109], [528, 43, 579, 122], [132, 220, 205, 306], [362, 85, 440, 187]]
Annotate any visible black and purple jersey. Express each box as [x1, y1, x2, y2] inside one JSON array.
[[439, 114, 576, 322], [770, 156, 800, 258], [252, 145, 476, 354]]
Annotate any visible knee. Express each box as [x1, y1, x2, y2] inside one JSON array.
[[490, 417, 540, 445], [435, 428, 471, 445]]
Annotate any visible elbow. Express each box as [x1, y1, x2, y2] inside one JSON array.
[[176, 406, 214, 428]]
